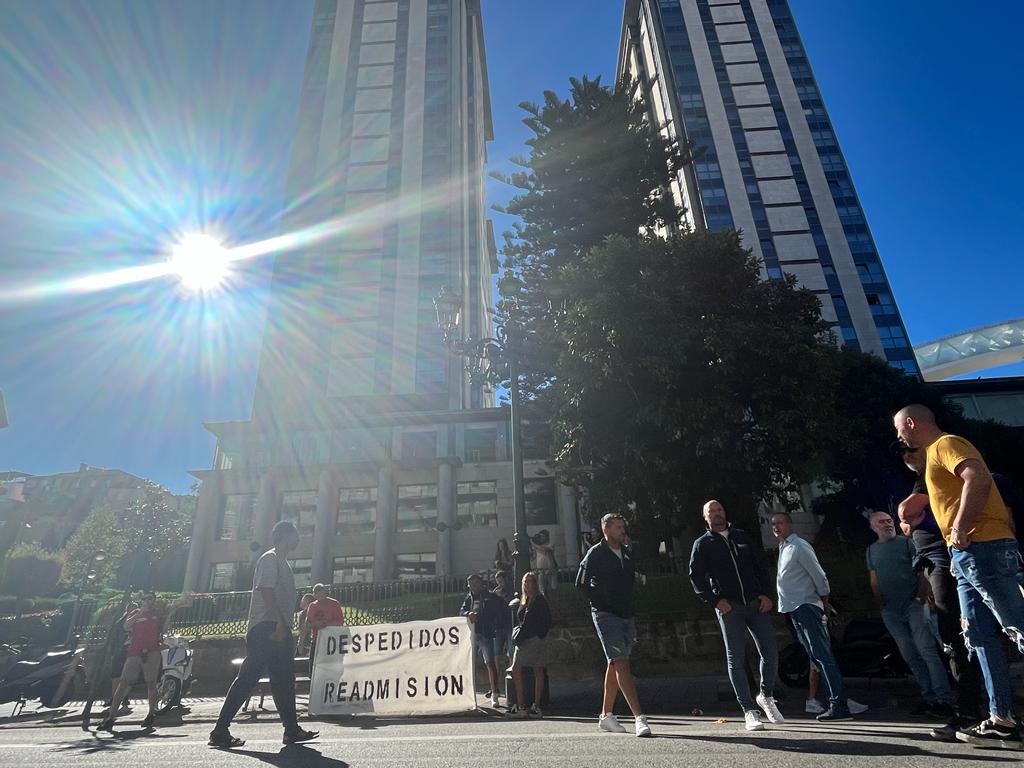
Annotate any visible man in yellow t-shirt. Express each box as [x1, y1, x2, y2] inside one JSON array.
[[894, 404, 1024, 748]]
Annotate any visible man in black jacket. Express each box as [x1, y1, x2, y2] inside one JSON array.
[[459, 573, 505, 708], [689, 500, 782, 731], [577, 513, 651, 737]]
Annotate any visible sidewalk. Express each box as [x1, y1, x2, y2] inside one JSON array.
[[0, 673, 933, 730]]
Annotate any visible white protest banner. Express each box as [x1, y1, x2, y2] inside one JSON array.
[[309, 617, 476, 717]]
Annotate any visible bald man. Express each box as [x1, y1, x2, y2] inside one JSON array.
[[894, 404, 1024, 748], [689, 500, 781, 730]]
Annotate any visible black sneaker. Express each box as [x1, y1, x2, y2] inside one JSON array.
[[142, 713, 155, 729], [930, 716, 967, 742], [956, 718, 1023, 750], [816, 707, 853, 722], [282, 727, 319, 745], [96, 717, 115, 733], [208, 729, 245, 749]]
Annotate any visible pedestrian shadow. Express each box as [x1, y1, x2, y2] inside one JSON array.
[[230, 744, 349, 767], [0, 707, 70, 724], [48, 730, 186, 755], [664, 733, 1018, 761]]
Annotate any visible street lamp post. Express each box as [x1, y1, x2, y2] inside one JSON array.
[[65, 550, 106, 646], [434, 279, 532, 583]]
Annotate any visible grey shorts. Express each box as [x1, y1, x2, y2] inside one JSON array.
[[592, 610, 635, 662]]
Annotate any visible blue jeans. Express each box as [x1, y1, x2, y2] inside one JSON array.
[[952, 538, 1024, 719], [881, 602, 953, 705], [715, 599, 778, 712], [790, 604, 848, 712]]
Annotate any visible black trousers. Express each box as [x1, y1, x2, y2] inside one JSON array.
[[926, 559, 986, 718], [215, 621, 297, 731]]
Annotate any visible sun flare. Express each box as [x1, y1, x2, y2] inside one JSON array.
[[170, 233, 229, 291]]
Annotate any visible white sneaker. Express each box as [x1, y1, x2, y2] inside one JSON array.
[[805, 699, 826, 715], [490, 695, 500, 708], [634, 715, 652, 737], [756, 693, 784, 724], [599, 714, 627, 733], [847, 698, 869, 715], [744, 710, 765, 731]]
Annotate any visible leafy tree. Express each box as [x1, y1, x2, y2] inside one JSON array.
[[61, 504, 127, 587], [61, 483, 190, 589], [1, 542, 63, 600], [493, 76, 836, 549], [546, 232, 837, 553]]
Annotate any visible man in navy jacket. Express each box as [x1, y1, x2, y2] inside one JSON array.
[[689, 500, 782, 731]]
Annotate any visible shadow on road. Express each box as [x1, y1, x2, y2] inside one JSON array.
[[231, 744, 349, 767], [666, 733, 1019, 761], [47, 730, 187, 754]]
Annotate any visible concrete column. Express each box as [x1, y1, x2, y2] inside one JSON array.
[[373, 465, 395, 581], [436, 462, 456, 576], [312, 470, 338, 585], [557, 482, 581, 567], [183, 473, 221, 592], [252, 472, 277, 550]]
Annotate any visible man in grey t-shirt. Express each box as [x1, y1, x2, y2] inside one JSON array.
[[209, 521, 318, 748]]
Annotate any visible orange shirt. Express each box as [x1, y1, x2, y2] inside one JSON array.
[[924, 433, 1012, 546]]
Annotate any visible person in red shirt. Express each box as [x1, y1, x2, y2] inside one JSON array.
[[304, 583, 344, 676], [100, 592, 167, 731]]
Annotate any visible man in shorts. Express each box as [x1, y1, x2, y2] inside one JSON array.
[[460, 573, 505, 707], [576, 513, 651, 737], [492, 570, 515, 682], [99, 592, 165, 731]]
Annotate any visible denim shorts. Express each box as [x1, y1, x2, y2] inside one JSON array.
[[592, 610, 636, 662], [475, 632, 502, 664], [492, 628, 512, 659]]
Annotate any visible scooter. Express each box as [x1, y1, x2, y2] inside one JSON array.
[[155, 635, 193, 713], [0, 643, 86, 714], [779, 615, 910, 687]]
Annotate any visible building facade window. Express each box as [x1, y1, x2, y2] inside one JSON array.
[[396, 484, 438, 532], [280, 490, 318, 537], [288, 559, 313, 590], [456, 481, 498, 527], [464, 427, 497, 461], [218, 493, 257, 541], [333, 555, 374, 584], [208, 562, 242, 592], [401, 430, 437, 460], [396, 552, 436, 580], [337, 487, 377, 535]]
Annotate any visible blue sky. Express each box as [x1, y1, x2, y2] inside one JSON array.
[[0, 1, 1020, 493]]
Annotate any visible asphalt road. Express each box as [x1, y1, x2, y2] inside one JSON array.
[[1, 713, 1019, 767]]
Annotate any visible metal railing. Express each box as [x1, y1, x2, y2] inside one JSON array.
[[60, 566, 693, 644]]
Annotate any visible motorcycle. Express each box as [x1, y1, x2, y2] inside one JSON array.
[[155, 635, 193, 713], [0, 643, 86, 712], [778, 615, 910, 687]]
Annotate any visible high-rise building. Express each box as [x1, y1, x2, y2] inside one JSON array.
[[620, 0, 919, 374], [184, 0, 580, 592], [254, 0, 496, 421]]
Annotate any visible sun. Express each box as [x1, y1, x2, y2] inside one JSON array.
[[170, 233, 230, 291]]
